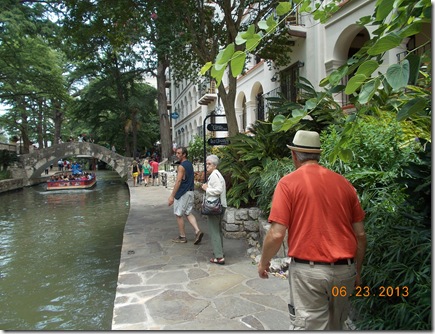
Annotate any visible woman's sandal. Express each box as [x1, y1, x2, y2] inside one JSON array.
[[210, 257, 225, 265]]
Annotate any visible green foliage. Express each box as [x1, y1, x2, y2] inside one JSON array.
[[0, 149, 18, 171], [0, 2, 70, 147], [271, 77, 344, 134], [67, 78, 159, 156], [224, 109, 430, 329], [255, 31, 294, 67], [350, 180, 431, 330], [396, 138, 431, 226], [320, 1, 432, 130], [218, 118, 290, 208], [188, 135, 207, 163], [202, 0, 344, 84], [256, 157, 294, 213], [0, 169, 12, 180], [318, 116, 430, 330], [320, 114, 421, 192], [200, 0, 431, 330]]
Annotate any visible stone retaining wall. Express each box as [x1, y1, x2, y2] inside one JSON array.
[[161, 171, 287, 259], [0, 178, 24, 194]]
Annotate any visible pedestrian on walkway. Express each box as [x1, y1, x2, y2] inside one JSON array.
[[150, 158, 160, 186], [258, 130, 367, 331], [202, 155, 227, 265], [142, 159, 152, 186], [131, 160, 139, 187], [168, 146, 203, 244], [138, 160, 143, 185]]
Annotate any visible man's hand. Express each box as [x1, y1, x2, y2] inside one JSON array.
[[257, 222, 286, 279], [168, 196, 174, 206], [257, 261, 270, 279]]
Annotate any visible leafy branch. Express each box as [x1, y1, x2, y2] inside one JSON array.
[[200, 0, 344, 86]]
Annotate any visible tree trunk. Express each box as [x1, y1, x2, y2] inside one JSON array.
[[132, 109, 138, 158], [156, 59, 172, 160], [110, 52, 132, 156], [124, 127, 131, 157], [18, 98, 31, 154], [52, 99, 63, 144], [36, 98, 44, 148], [218, 74, 239, 137]]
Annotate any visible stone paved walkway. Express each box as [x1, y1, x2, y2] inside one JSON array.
[[111, 182, 290, 330]]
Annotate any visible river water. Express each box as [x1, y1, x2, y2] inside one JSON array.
[[0, 170, 129, 330]]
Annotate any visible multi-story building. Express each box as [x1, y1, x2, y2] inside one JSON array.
[[168, 0, 431, 148]]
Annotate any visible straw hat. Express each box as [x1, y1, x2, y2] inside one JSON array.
[[287, 130, 322, 153]]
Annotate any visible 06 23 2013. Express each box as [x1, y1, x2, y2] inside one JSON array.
[[331, 285, 409, 298]]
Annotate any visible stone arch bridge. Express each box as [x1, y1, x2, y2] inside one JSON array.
[[15, 142, 134, 186]]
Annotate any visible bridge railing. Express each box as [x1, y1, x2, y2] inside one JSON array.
[[0, 142, 16, 153]]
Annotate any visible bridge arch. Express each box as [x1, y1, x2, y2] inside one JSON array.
[[19, 142, 133, 184]]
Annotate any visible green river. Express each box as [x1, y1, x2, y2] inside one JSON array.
[[0, 170, 129, 330]]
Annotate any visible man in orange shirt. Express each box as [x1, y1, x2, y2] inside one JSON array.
[[258, 130, 367, 330]]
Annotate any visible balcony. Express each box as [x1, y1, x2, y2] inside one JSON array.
[[198, 79, 218, 105], [285, 10, 306, 39]]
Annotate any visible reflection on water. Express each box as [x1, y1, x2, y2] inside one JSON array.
[[0, 171, 129, 330]]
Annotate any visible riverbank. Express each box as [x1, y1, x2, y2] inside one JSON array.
[[0, 175, 49, 193], [111, 181, 291, 330], [0, 178, 24, 193]]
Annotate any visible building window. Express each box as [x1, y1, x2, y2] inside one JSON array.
[[197, 125, 203, 138], [256, 93, 265, 121], [280, 61, 301, 102], [242, 97, 247, 132]]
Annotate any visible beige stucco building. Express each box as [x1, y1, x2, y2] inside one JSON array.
[[167, 0, 430, 148]]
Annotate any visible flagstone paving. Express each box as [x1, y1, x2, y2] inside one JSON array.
[[112, 183, 290, 330]]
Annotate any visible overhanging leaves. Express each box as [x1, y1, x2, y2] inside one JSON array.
[[367, 33, 402, 55], [386, 60, 409, 91], [345, 74, 367, 94], [276, 2, 292, 16], [216, 43, 235, 64], [356, 60, 379, 77], [200, 61, 213, 75], [230, 51, 246, 77], [359, 78, 381, 104]]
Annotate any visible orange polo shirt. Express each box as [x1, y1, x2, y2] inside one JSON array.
[[268, 164, 365, 262]]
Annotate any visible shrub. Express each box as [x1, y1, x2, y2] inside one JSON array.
[[319, 116, 430, 330], [218, 119, 290, 208], [237, 113, 430, 330], [0, 149, 18, 172]]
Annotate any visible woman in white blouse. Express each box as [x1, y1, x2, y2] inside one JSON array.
[[201, 155, 227, 265]]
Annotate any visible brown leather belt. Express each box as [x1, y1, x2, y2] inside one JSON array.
[[293, 258, 354, 265]]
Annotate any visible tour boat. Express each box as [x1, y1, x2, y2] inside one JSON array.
[[46, 174, 97, 191]]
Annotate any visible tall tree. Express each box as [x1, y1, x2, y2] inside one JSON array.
[[170, 0, 281, 137], [68, 76, 159, 156], [0, 1, 68, 151], [61, 0, 157, 156]]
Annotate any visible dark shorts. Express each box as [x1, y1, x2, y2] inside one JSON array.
[[152, 172, 159, 179]]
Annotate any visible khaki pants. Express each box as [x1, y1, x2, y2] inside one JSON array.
[[288, 259, 356, 330]]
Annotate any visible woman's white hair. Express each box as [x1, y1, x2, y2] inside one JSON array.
[[206, 154, 220, 166]]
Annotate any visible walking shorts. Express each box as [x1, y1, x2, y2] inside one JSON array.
[[174, 191, 194, 216]]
